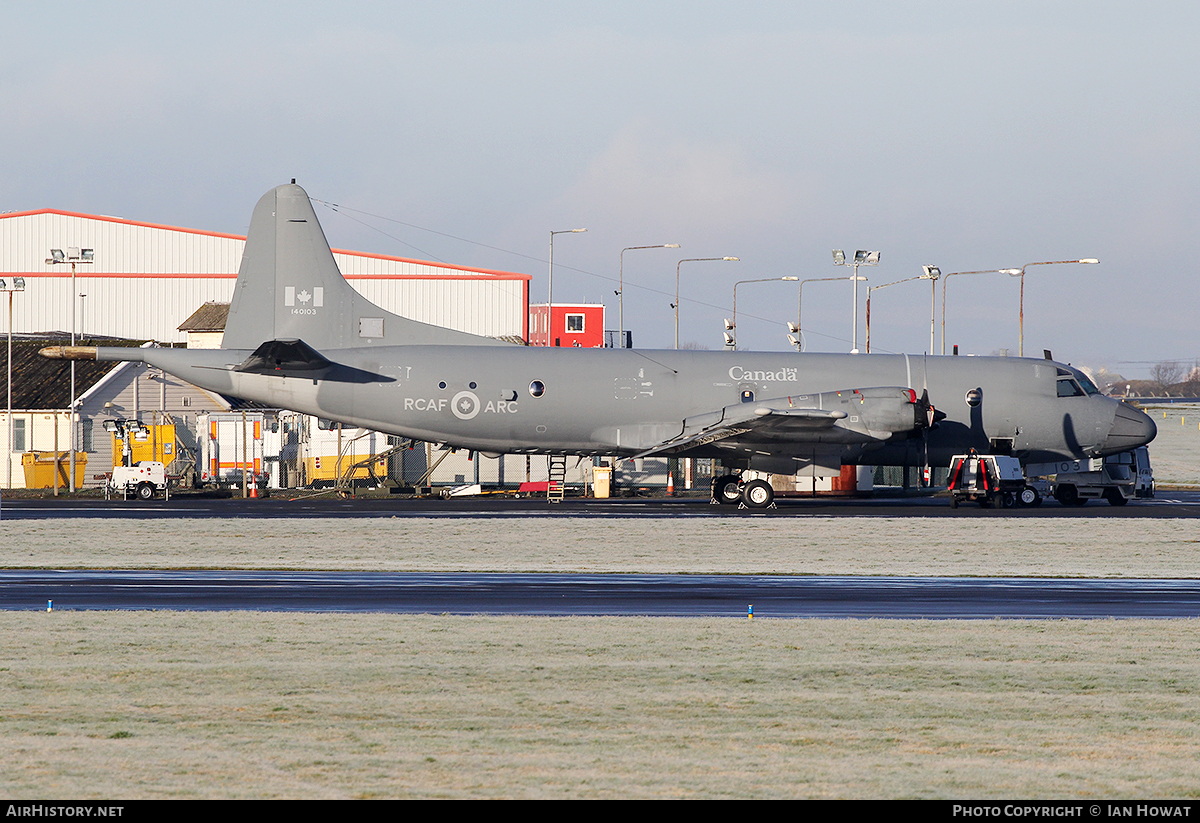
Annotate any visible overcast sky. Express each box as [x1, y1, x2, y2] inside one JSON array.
[[4, 1, 1197, 377]]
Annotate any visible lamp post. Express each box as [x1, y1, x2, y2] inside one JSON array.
[[792, 275, 865, 351], [674, 257, 738, 349], [46, 247, 93, 491], [832, 249, 879, 353], [1008, 259, 1098, 357], [728, 276, 798, 351], [865, 274, 927, 354], [920, 265, 940, 354], [939, 268, 1019, 355], [617, 244, 679, 349], [547, 229, 586, 347], [2, 276, 25, 490]]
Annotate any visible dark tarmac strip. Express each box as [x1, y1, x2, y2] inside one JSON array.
[[5, 571, 1200, 618]]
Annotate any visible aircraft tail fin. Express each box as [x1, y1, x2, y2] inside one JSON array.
[[222, 183, 496, 350]]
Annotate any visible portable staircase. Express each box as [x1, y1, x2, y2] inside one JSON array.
[[547, 455, 567, 503]]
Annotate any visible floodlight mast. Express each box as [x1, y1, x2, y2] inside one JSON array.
[[45, 247, 94, 494], [832, 249, 879, 352], [2, 276, 26, 490]]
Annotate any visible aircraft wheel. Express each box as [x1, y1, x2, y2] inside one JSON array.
[[741, 479, 774, 509], [1018, 486, 1041, 507], [713, 475, 743, 505], [136, 482, 155, 501]]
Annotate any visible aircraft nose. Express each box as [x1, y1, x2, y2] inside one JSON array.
[[1103, 401, 1157, 453]]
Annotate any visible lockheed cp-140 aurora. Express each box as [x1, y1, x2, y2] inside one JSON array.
[[42, 183, 1156, 507]]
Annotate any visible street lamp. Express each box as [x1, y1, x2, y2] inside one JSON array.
[[728, 276, 797, 351], [1008, 259, 1098, 357], [674, 257, 738, 349], [616, 244, 679, 349], [2, 276, 26, 490], [939, 268, 1020, 355], [792, 275, 865, 351], [833, 249, 879, 352], [920, 265, 940, 354], [547, 229, 586, 346], [865, 274, 927, 354], [46, 247, 93, 491]]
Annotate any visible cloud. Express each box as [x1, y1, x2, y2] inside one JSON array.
[[560, 124, 795, 233]]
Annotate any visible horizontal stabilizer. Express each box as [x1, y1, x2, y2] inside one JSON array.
[[234, 339, 394, 384], [234, 339, 333, 374]]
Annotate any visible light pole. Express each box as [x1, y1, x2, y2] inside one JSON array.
[[46, 247, 93, 491], [728, 277, 797, 350], [547, 228, 586, 347], [2, 276, 25, 490], [920, 265, 940, 354], [940, 268, 1020, 355], [617, 244, 679, 349], [1009, 259, 1098, 356], [865, 274, 927, 354], [674, 257, 738, 349], [792, 275, 865, 351], [832, 249, 879, 352]]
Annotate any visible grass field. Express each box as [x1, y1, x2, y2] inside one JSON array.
[[3, 516, 1199, 577], [4, 510, 1200, 798], [4, 611, 1200, 799], [1144, 402, 1200, 487]]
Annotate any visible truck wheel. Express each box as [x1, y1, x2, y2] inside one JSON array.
[[741, 479, 774, 509], [1055, 485, 1082, 506], [1001, 491, 1016, 508], [713, 475, 743, 505], [1018, 486, 1041, 507], [1103, 488, 1129, 506], [949, 495, 959, 509], [136, 482, 155, 501]]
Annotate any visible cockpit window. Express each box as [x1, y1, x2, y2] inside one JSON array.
[[1057, 378, 1085, 398], [1075, 372, 1100, 395]]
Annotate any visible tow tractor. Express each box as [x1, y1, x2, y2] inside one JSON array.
[[947, 452, 1031, 508]]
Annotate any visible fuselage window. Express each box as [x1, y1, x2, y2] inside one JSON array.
[[529, 380, 546, 398], [740, 389, 755, 403]]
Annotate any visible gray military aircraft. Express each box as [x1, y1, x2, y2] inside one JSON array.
[[42, 183, 1156, 507]]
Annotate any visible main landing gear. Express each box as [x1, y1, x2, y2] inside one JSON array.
[[712, 474, 775, 509]]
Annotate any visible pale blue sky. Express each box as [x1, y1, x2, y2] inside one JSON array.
[[4, 2, 1197, 376]]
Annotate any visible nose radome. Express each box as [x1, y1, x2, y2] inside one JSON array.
[[1103, 402, 1157, 453]]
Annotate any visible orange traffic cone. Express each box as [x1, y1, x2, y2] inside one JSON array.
[[249, 477, 258, 498], [667, 473, 674, 496]]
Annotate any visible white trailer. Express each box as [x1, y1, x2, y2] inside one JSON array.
[[107, 461, 169, 501], [198, 411, 273, 490]]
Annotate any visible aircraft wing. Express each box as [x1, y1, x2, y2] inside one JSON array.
[[628, 387, 932, 460]]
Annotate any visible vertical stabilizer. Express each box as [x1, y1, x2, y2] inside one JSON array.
[[223, 183, 497, 350]]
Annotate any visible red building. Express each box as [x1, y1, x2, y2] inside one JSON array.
[[528, 303, 606, 347]]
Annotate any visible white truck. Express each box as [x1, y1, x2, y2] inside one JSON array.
[[108, 461, 170, 501], [1025, 446, 1153, 507]]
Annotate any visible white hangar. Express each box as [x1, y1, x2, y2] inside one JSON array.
[[0, 207, 531, 344]]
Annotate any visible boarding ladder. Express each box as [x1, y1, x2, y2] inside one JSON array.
[[547, 455, 567, 503]]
